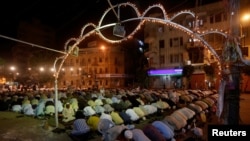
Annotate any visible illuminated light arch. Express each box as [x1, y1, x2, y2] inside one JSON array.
[[169, 10, 195, 21], [68, 3, 227, 62], [67, 3, 225, 63], [58, 2, 232, 78], [200, 30, 228, 38], [141, 4, 168, 20], [79, 23, 97, 38]]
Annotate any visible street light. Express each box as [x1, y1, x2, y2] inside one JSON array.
[[240, 13, 250, 47], [39, 67, 44, 72], [242, 14, 250, 22], [9, 66, 16, 90], [101, 45, 106, 51], [50, 68, 55, 72], [10, 66, 16, 71], [100, 45, 109, 88], [9, 66, 16, 82]]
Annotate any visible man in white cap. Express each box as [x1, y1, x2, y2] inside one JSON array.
[[62, 103, 75, 123]]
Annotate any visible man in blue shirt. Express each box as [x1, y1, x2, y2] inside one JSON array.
[[68, 111, 91, 141]]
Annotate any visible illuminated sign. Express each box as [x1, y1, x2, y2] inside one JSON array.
[[148, 69, 182, 76]]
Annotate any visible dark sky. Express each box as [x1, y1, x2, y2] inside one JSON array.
[[0, 0, 220, 61]]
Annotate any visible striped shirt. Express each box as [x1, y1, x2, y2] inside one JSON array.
[[71, 119, 90, 135]]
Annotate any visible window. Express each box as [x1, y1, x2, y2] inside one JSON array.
[[215, 13, 222, 23], [170, 37, 181, 47], [160, 55, 165, 64], [105, 57, 108, 63], [77, 69, 81, 75], [170, 54, 173, 63], [210, 15, 214, 24], [169, 39, 173, 47], [115, 67, 118, 73], [180, 37, 183, 46], [173, 38, 179, 47], [83, 68, 88, 74], [89, 68, 93, 74], [100, 68, 103, 73], [94, 68, 97, 74], [222, 12, 227, 21], [170, 53, 182, 63], [242, 47, 249, 56], [169, 26, 173, 31], [115, 57, 118, 64], [210, 54, 214, 60], [159, 40, 165, 48], [94, 57, 97, 63], [105, 67, 108, 73], [188, 47, 204, 63], [174, 54, 179, 62], [179, 53, 183, 62]]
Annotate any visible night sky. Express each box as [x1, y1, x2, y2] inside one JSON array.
[[0, 0, 221, 61]]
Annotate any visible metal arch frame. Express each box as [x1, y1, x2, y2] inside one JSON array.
[[53, 2, 227, 127], [96, 2, 224, 61]]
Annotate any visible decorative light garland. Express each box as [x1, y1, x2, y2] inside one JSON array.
[[61, 2, 233, 72]]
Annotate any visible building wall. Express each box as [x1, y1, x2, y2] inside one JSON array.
[[241, 0, 250, 60], [190, 73, 206, 89], [241, 74, 250, 93], [144, 1, 250, 89], [59, 43, 126, 89]]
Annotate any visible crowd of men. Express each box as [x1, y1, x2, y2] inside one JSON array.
[[0, 87, 218, 141]]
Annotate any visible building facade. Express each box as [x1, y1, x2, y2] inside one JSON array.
[[59, 41, 126, 89], [144, 0, 250, 89]]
